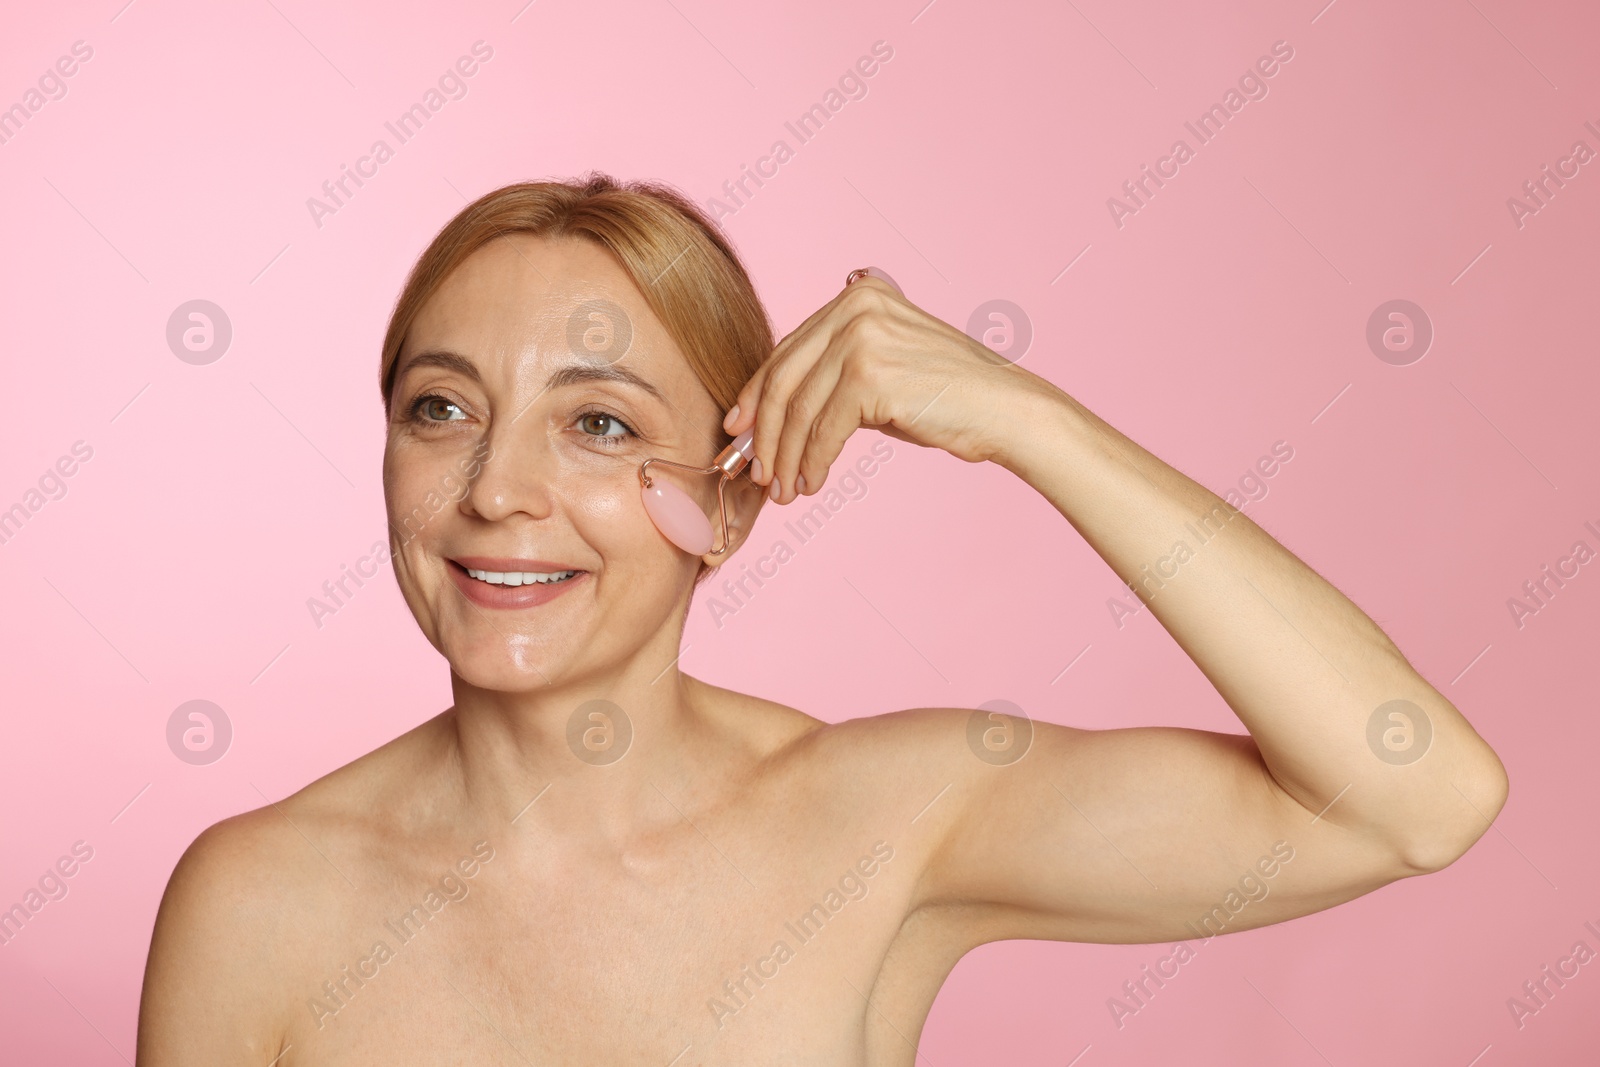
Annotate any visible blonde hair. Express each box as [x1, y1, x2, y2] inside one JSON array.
[[379, 173, 773, 582]]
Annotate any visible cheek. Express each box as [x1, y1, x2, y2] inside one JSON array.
[[560, 460, 705, 580], [566, 469, 663, 559], [576, 476, 634, 522], [382, 446, 465, 585], [383, 443, 453, 513]]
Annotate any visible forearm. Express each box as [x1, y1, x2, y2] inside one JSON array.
[[994, 379, 1507, 867]]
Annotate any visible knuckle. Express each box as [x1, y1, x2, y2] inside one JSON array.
[[763, 361, 798, 398], [757, 396, 785, 429], [838, 311, 887, 354], [836, 311, 869, 343], [842, 282, 887, 313], [784, 389, 811, 420], [839, 355, 873, 387]]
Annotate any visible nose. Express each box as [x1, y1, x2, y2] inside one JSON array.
[[457, 420, 558, 524]]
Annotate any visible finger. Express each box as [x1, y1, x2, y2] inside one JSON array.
[[726, 357, 775, 436], [770, 351, 844, 503], [765, 287, 902, 496], [725, 312, 826, 437], [726, 322, 815, 439], [748, 300, 864, 489], [748, 318, 840, 489], [726, 277, 877, 435], [795, 375, 865, 495]]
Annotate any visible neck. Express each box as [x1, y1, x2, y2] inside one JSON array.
[[442, 626, 718, 843]]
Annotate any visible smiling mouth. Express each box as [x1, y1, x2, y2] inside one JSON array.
[[461, 567, 580, 586]]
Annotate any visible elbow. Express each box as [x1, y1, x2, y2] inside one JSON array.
[[1399, 754, 1510, 875]]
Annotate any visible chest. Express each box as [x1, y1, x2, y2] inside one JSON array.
[[274, 826, 910, 1064]]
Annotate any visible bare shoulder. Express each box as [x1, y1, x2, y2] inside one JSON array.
[[153, 708, 454, 911], [148, 801, 329, 954], [138, 712, 451, 1063], [759, 705, 994, 849], [137, 802, 326, 1062], [783, 705, 985, 779]]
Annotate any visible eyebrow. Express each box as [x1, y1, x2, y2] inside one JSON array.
[[397, 349, 663, 402]]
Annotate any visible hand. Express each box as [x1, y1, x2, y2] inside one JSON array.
[[724, 270, 1057, 504]]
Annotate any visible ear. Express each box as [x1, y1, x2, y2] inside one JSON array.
[[699, 472, 768, 569]]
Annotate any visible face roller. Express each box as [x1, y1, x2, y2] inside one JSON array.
[[639, 428, 756, 556], [638, 266, 896, 556]]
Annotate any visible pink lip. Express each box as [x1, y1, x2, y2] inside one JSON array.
[[447, 558, 587, 610]]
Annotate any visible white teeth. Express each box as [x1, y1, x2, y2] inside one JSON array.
[[464, 567, 577, 586]]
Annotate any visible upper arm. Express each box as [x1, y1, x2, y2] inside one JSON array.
[[137, 813, 295, 1066], [911, 712, 1422, 946]]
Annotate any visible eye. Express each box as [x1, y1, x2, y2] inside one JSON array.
[[410, 394, 466, 423], [578, 411, 634, 441]]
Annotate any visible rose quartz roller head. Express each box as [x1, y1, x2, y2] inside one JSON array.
[[639, 428, 756, 556]]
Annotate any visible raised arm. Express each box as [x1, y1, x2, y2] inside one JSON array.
[[726, 271, 1508, 942]]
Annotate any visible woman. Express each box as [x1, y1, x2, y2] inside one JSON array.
[[136, 173, 1509, 1065]]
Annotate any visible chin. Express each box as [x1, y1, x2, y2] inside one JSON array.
[[405, 556, 700, 694], [450, 648, 572, 693]]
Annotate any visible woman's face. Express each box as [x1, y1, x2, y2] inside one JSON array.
[[382, 234, 735, 692]]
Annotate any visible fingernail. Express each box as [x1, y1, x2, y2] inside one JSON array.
[[723, 405, 739, 431], [751, 457, 764, 483], [796, 474, 807, 494], [769, 480, 781, 502]]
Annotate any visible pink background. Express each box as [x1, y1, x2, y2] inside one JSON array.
[[2, 0, 1597, 1062]]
